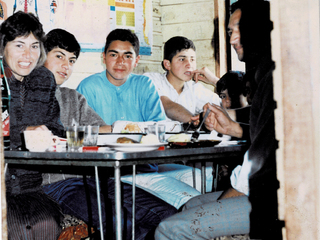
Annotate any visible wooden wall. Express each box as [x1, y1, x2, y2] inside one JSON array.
[[271, 0, 320, 239], [65, 0, 222, 89]]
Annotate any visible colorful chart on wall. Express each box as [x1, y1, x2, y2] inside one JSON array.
[[2, 0, 153, 55]]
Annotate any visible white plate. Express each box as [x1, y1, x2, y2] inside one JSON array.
[[105, 142, 167, 152], [98, 133, 144, 145]]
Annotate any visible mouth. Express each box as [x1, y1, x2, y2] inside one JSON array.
[[234, 44, 243, 51], [114, 68, 125, 73], [19, 61, 32, 67], [58, 71, 68, 79]]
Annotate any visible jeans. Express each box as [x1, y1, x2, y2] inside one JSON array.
[[43, 177, 177, 240], [155, 191, 251, 239]]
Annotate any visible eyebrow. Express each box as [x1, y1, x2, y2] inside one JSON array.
[[54, 50, 66, 56], [13, 40, 40, 45], [107, 49, 133, 55], [54, 50, 77, 59], [177, 54, 195, 58]]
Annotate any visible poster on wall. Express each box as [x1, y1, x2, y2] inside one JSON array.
[[1, 0, 153, 55]]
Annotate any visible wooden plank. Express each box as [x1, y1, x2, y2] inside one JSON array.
[[271, 0, 320, 239], [161, 2, 214, 25], [162, 22, 214, 42], [161, 0, 210, 6]]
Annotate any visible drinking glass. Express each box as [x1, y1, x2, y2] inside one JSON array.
[[147, 124, 166, 142], [83, 125, 99, 146], [66, 126, 85, 151]]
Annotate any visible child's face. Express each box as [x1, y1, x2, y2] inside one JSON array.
[[219, 89, 232, 109], [103, 40, 140, 86], [44, 47, 77, 85], [165, 48, 196, 83]]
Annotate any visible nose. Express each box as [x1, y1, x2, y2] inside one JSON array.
[[185, 58, 193, 68], [62, 60, 70, 70], [116, 56, 124, 65], [230, 31, 240, 45], [23, 48, 31, 59]]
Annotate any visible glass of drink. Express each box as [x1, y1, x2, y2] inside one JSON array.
[[66, 126, 85, 151], [83, 125, 99, 146], [147, 124, 166, 143], [157, 124, 166, 143]]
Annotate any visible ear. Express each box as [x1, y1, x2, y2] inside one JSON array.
[[163, 59, 171, 71], [102, 52, 106, 64], [134, 55, 140, 68]]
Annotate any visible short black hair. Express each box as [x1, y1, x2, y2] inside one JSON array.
[[0, 11, 46, 67], [230, 0, 272, 63], [217, 71, 246, 108], [162, 36, 196, 70], [103, 29, 140, 56], [44, 28, 81, 59]]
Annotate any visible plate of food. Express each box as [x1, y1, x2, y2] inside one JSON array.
[[168, 140, 221, 149], [167, 133, 221, 148], [105, 142, 166, 152], [101, 134, 167, 152], [98, 133, 145, 145]]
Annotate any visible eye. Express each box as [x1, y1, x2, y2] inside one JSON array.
[[219, 94, 226, 99], [125, 54, 132, 59], [227, 29, 233, 37], [69, 59, 76, 64], [32, 44, 39, 49]]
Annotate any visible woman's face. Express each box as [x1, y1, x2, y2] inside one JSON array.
[[4, 34, 40, 81]]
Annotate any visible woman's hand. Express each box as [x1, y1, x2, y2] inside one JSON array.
[[192, 67, 219, 86]]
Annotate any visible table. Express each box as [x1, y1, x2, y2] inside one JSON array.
[[4, 143, 247, 240]]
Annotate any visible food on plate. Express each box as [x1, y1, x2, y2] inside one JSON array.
[[167, 133, 191, 142], [121, 123, 142, 133], [116, 137, 137, 144], [140, 134, 159, 144]]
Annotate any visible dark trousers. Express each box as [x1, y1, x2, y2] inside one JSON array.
[[43, 177, 177, 240]]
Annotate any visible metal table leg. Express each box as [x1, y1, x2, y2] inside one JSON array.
[[94, 166, 104, 240], [192, 162, 196, 188], [132, 165, 136, 240], [214, 163, 219, 192], [201, 162, 206, 194], [114, 161, 122, 240]]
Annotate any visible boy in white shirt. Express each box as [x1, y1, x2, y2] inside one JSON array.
[[144, 36, 221, 124], [143, 37, 222, 193]]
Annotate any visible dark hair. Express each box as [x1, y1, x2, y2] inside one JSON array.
[[216, 71, 246, 108], [162, 36, 196, 70], [0, 11, 46, 67], [103, 29, 139, 56], [230, 0, 272, 63], [44, 28, 81, 59]]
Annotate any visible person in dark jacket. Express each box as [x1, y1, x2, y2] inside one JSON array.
[[2, 11, 65, 239]]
